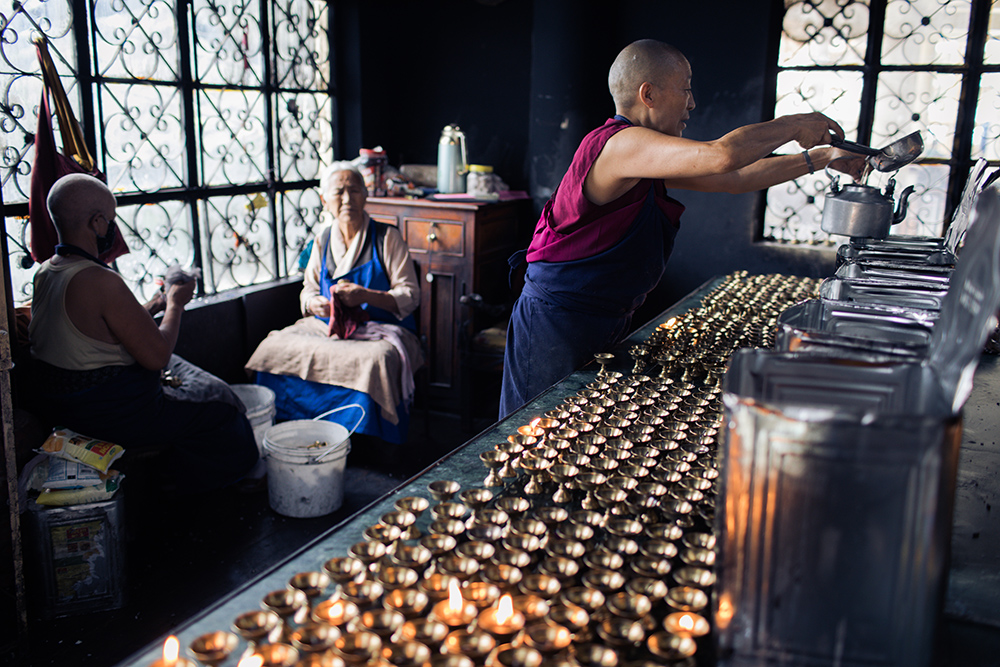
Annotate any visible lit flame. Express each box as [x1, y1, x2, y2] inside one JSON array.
[[530, 417, 541, 428], [447, 578, 464, 613], [163, 636, 179, 662], [237, 655, 264, 667], [679, 613, 695, 632], [716, 594, 734, 629], [495, 594, 513, 624]]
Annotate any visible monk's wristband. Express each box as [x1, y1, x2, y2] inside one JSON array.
[[803, 150, 815, 174]]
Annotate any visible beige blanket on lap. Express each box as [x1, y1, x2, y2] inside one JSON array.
[[245, 316, 423, 425]]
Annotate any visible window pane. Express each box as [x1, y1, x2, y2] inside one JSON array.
[[882, 163, 950, 236], [986, 0, 1000, 63], [779, 0, 870, 67], [278, 188, 323, 275], [0, 0, 78, 207], [100, 83, 186, 194], [972, 72, 1000, 160], [93, 0, 180, 81], [201, 193, 277, 293], [115, 200, 195, 302], [272, 0, 331, 90], [198, 89, 268, 187], [192, 0, 264, 87], [276, 92, 333, 182], [5, 214, 36, 303], [774, 69, 864, 153], [763, 173, 838, 245], [882, 0, 972, 66], [872, 71, 961, 159]]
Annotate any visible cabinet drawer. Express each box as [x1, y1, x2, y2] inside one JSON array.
[[406, 218, 465, 257]]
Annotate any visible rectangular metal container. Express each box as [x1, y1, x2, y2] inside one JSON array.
[[716, 349, 961, 667], [835, 242, 955, 268], [819, 277, 947, 312], [24, 493, 127, 618], [775, 298, 935, 359], [819, 276, 946, 312], [834, 261, 953, 288]]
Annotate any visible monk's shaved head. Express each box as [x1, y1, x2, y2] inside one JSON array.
[[47, 174, 116, 237], [609, 39, 687, 109]]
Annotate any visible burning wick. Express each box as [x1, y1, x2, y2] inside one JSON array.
[[476, 594, 525, 640], [430, 578, 477, 628], [237, 655, 264, 667], [663, 611, 710, 638], [150, 636, 195, 667], [518, 419, 544, 437]]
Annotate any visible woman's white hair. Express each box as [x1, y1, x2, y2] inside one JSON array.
[[319, 161, 365, 198]]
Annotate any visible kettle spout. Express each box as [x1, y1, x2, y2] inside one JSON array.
[[892, 185, 916, 224]]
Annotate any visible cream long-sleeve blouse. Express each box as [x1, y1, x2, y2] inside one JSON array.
[[299, 212, 420, 319]]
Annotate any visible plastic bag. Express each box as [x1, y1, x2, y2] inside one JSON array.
[[42, 457, 109, 489], [36, 428, 124, 474], [35, 471, 123, 507]]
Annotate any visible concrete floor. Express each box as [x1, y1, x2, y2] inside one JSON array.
[[4, 408, 482, 667]]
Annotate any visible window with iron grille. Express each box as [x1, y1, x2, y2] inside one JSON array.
[[1, 0, 335, 304], [763, 0, 999, 246]]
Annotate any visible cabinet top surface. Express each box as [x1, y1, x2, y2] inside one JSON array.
[[367, 194, 530, 211]]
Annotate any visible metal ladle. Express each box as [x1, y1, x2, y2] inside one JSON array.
[[832, 131, 923, 172]]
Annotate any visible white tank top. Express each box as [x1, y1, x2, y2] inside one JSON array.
[[29, 258, 136, 370]]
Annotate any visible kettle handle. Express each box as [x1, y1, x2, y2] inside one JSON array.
[[892, 184, 916, 225], [459, 132, 468, 175]]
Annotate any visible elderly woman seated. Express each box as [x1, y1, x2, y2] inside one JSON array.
[[246, 162, 422, 443]]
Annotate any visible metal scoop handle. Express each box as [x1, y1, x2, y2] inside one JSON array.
[[831, 137, 880, 157]]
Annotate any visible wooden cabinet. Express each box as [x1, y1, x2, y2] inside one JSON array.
[[366, 196, 532, 415]]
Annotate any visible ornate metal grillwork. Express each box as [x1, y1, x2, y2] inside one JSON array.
[[764, 0, 998, 246], [973, 72, 999, 160], [1, 0, 335, 305]]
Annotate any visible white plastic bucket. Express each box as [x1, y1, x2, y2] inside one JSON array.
[[230, 384, 277, 456], [262, 405, 364, 518]]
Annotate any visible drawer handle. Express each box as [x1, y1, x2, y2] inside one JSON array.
[[426, 273, 434, 283], [426, 232, 437, 243]]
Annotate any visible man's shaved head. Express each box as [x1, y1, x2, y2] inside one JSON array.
[[609, 39, 687, 109], [47, 174, 116, 237]]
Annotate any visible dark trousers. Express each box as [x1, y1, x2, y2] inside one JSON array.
[[32, 359, 258, 493]]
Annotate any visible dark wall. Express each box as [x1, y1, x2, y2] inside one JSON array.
[[351, 0, 534, 191], [346, 0, 837, 325]]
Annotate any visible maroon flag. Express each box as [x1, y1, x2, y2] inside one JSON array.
[[28, 38, 128, 264]]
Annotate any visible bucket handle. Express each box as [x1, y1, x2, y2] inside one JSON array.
[[311, 404, 366, 463]]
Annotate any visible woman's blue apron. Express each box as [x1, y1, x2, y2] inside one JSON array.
[[317, 218, 416, 333], [257, 218, 415, 444], [499, 181, 681, 418]]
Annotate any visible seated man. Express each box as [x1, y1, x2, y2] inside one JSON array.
[[245, 163, 422, 444], [27, 173, 259, 492]]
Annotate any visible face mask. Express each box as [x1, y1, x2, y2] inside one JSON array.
[[96, 219, 118, 255]]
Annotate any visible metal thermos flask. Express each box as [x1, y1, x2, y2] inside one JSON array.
[[437, 125, 467, 194]]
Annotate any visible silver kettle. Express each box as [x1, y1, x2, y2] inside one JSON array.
[[437, 125, 468, 194], [821, 178, 916, 240]]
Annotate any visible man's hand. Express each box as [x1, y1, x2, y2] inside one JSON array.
[[143, 292, 167, 316], [790, 112, 845, 150], [826, 147, 867, 181], [166, 280, 195, 308]]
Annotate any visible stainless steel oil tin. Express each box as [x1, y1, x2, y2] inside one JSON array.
[[716, 350, 961, 667], [819, 276, 947, 312], [775, 298, 935, 359], [716, 189, 1000, 667]]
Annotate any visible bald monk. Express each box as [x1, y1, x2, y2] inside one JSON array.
[[499, 39, 864, 417], [28, 173, 259, 492]]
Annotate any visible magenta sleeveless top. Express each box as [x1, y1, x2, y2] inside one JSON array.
[[526, 117, 684, 263]]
